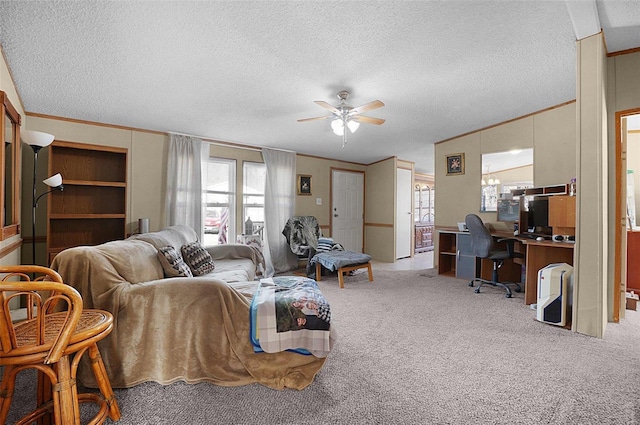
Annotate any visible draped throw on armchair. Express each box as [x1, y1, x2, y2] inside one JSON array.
[[166, 134, 204, 239]]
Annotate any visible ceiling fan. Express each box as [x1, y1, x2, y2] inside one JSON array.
[[297, 90, 385, 148]]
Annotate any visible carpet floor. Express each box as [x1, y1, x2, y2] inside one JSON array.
[[7, 268, 640, 424]]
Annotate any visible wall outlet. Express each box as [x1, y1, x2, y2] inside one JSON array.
[[316, 197, 322, 206]]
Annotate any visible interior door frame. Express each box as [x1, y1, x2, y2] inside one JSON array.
[[614, 108, 640, 322], [396, 167, 413, 259]]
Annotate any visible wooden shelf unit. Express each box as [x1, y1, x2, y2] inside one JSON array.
[[438, 231, 479, 279], [47, 140, 128, 264], [511, 184, 569, 197], [438, 231, 457, 277], [548, 195, 576, 235]]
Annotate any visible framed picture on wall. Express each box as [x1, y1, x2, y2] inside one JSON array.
[[446, 153, 465, 176], [297, 174, 312, 195]]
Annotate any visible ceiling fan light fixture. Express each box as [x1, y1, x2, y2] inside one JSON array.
[[298, 90, 384, 147], [331, 118, 344, 136]]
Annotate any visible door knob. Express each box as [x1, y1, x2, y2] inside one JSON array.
[[334, 214, 339, 217]]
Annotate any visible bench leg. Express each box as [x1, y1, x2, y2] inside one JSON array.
[[337, 262, 373, 289], [316, 263, 322, 281]]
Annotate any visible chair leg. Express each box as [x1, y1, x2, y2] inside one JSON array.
[[0, 365, 17, 425], [470, 278, 516, 298], [35, 368, 54, 425], [54, 355, 80, 425], [88, 344, 121, 421], [469, 278, 486, 293], [495, 282, 513, 298]]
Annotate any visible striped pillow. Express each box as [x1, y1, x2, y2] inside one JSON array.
[[317, 237, 334, 252], [157, 246, 193, 278], [181, 242, 216, 276]]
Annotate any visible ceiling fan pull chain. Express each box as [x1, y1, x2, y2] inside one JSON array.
[[342, 117, 347, 148]]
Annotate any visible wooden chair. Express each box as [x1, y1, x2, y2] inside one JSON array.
[[0, 265, 120, 424]]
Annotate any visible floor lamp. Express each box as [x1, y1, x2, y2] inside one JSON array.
[[21, 130, 63, 265]]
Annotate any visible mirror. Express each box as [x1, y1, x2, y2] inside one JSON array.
[[0, 91, 21, 240], [4, 113, 13, 226], [480, 148, 533, 212]]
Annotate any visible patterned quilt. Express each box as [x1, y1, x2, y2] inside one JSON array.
[[250, 276, 336, 357]]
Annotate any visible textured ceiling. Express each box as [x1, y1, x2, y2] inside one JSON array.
[[1, 1, 639, 174]]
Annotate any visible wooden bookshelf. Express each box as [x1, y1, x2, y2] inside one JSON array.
[[47, 140, 128, 264]]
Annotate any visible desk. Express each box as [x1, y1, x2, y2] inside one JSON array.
[[437, 226, 575, 305], [520, 239, 574, 305], [437, 228, 522, 281]]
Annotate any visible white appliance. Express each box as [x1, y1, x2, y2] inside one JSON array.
[[536, 263, 574, 326]]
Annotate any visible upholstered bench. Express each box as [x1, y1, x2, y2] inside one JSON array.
[[310, 251, 374, 289]]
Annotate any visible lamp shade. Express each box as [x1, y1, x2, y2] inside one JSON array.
[[21, 130, 55, 147], [347, 120, 360, 133], [331, 119, 344, 136], [43, 173, 63, 188]]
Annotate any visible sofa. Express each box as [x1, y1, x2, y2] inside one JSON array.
[[50, 225, 327, 390]]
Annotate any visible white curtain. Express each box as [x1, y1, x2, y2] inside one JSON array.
[[165, 134, 203, 240], [262, 148, 298, 276]]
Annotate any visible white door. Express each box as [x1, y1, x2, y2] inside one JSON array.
[[396, 168, 413, 259], [332, 170, 364, 252]]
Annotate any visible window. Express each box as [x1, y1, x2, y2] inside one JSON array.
[[414, 184, 435, 223], [243, 162, 265, 238], [203, 158, 236, 246], [481, 184, 498, 212]]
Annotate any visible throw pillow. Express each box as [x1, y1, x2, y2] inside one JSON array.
[[157, 246, 193, 278], [181, 241, 216, 276], [317, 237, 334, 252]]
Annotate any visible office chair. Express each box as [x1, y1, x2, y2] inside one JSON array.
[[465, 214, 523, 298]]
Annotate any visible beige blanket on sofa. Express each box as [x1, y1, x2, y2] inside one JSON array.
[[52, 241, 326, 390]]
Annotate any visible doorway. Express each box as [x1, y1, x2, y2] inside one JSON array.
[[331, 169, 364, 252], [615, 110, 640, 322]]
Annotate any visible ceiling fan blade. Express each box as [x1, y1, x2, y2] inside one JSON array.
[[349, 100, 385, 116], [297, 116, 330, 123], [353, 115, 385, 125], [314, 101, 340, 114]]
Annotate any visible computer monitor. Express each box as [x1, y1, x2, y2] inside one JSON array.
[[497, 198, 520, 223], [522, 197, 552, 236]]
